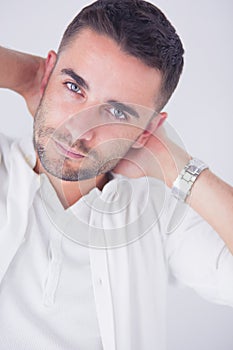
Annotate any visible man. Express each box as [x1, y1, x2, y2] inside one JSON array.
[[0, 0, 233, 349]]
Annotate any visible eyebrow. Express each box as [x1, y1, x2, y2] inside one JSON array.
[[61, 68, 89, 91], [107, 100, 140, 119], [61, 69, 140, 118]]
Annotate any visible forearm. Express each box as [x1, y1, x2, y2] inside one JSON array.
[[157, 139, 233, 254], [0, 46, 43, 97], [186, 170, 233, 254], [0, 46, 45, 115], [135, 127, 233, 254]]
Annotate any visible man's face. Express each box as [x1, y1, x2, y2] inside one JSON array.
[[33, 28, 162, 181]]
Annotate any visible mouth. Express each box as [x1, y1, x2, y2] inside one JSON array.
[[53, 139, 86, 160]]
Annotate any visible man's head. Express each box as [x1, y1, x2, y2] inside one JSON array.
[[33, 0, 184, 182], [58, 0, 184, 110]]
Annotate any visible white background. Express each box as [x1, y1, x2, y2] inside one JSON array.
[[0, 0, 233, 349]]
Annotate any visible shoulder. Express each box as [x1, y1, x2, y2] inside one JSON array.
[[0, 132, 36, 170], [0, 132, 13, 156], [100, 173, 167, 214], [103, 173, 166, 199], [0, 133, 38, 227], [88, 174, 168, 248], [0, 132, 15, 174]]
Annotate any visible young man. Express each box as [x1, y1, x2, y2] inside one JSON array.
[[0, 1, 232, 349]]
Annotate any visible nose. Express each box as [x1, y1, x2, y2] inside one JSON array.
[[64, 105, 101, 142]]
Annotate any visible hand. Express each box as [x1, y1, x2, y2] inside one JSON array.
[[114, 124, 191, 187]]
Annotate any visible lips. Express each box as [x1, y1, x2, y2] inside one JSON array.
[[54, 139, 85, 160]]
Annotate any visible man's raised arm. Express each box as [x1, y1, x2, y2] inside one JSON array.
[[116, 126, 233, 255], [0, 46, 45, 115]]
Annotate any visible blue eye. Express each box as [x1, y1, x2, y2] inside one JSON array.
[[109, 107, 128, 120], [66, 82, 82, 95]]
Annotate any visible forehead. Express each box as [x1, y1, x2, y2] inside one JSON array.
[[56, 28, 162, 111]]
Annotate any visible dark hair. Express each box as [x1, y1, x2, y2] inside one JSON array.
[[58, 0, 184, 110]]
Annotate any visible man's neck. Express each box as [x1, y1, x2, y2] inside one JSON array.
[[34, 159, 109, 209]]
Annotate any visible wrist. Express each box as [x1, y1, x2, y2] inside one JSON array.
[[160, 140, 191, 188], [171, 158, 209, 202]]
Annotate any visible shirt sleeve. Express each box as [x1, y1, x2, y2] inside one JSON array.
[[163, 197, 233, 307]]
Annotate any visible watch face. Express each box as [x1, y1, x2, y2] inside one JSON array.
[[189, 165, 198, 174]]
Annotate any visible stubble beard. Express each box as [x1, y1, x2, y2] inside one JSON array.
[[33, 101, 132, 182]]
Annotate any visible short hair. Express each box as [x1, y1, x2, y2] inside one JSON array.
[[58, 0, 184, 110]]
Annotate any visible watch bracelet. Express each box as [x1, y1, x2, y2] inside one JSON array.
[[171, 158, 209, 202]]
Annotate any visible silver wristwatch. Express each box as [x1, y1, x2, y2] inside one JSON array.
[[171, 158, 209, 202]]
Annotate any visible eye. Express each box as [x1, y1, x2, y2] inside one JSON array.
[[108, 107, 128, 121], [65, 82, 83, 95]]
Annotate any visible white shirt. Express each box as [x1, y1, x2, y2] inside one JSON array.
[[0, 133, 233, 350]]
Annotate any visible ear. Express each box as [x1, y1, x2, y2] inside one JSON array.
[[132, 112, 167, 149], [40, 50, 57, 97]]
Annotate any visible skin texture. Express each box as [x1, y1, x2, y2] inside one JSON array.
[[33, 28, 165, 206]]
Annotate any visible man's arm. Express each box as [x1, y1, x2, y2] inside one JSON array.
[[115, 125, 233, 255], [159, 134, 233, 255], [188, 169, 233, 253], [0, 46, 45, 115]]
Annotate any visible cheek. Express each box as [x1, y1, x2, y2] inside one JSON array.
[[97, 124, 143, 143], [92, 125, 141, 158], [38, 98, 69, 131], [42, 84, 77, 126]]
